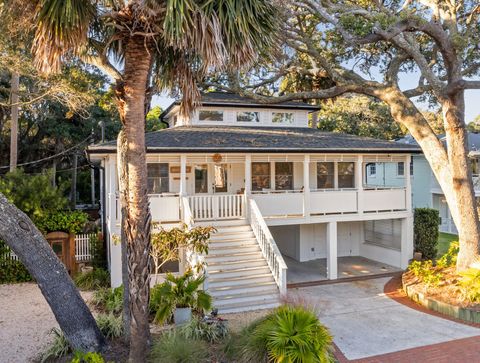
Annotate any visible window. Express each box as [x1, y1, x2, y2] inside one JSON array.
[[237, 111, 260, 122], [338, 162, 355, 188], [410, 161, 414, 176], [272, 112, 294, 124], [147, 163, 169, 193], [252, 162, 271, 191], [275, 162, 294, 190], [213, 164, 228, 193], [317, 162, 334, 189], [195, 165, 209, 193], [397, 162, 405, 176], [199, 110, 223, 122], [368, 163, 377, 177]]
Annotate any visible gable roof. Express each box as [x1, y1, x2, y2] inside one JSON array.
[[88, 126, 422, 154], [160, 92, 320, 119]]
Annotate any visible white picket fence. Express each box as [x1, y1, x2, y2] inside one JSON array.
[[75, 234, 95, 262], [1, 234, 95, 262]]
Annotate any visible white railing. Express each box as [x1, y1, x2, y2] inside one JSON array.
[[75, 233, 96, 262], [248, 199, 287, 294], [252, 192, 303, 217], [150, 194, 181, 222], [188, 194, 245, 221]]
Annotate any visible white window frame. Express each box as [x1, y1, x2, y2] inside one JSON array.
[[198, 109, 224, 122], [272, 112, 294, 125], [147, 163, 169, 194], [236, 111, 260, 123], [368, 163, 377, 177]]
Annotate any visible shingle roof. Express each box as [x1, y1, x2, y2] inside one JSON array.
[[88, 126, 422, 154], [160, 92, 319, 118]]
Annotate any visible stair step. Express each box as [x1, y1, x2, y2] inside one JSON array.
[[208, 265, 271, 278], [214, 225, 252, 233], [209, 273, 274, 287], [206, 251, 261, 263], [209, 245, 260, 255], [207, 258, 268, 269], [218, 298, 281, 314], [210, 231, 255, 241], [198, 219, 249, 227], [208, 238, 257, 248], [209, 281, 277, 297]]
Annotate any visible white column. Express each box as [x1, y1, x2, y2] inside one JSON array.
[[401, 216, 414, 269], [326, 221, 338, 280], [356, 155, 364, 214], [245, 154, 251, 195], [405, 154, 412, 211], [108, 156, 122, 288], [303, 155, 310, 218], [180, 154, 187, 196]]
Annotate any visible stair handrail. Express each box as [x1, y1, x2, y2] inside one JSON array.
[[248, 198, 287, 295]]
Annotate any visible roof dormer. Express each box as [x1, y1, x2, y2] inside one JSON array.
[[161, 92, 319, 128]]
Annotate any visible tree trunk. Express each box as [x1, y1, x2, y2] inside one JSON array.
[[71, 153, 78, 209], [9, 71, 19, 172], [118, 36, 153, 362], [117, 129, 131, 341], [379, 87, 480, 270], [442, 93, 480, 270], [0, 193, 105, 352]]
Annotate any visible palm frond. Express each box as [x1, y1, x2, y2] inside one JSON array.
[[33, 0, 96, 73]]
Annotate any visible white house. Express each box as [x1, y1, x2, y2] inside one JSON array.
[[88, 92, 420, 313], [384, 133, 480, 235]]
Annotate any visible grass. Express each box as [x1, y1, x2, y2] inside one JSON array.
[[437, 232, 458, 258]]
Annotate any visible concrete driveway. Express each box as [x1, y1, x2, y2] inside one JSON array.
[[293, 277, 480, 360]]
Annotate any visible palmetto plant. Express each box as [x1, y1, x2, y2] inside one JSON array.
[[150, 271, 212, 324], [18, 0, 280, 360]]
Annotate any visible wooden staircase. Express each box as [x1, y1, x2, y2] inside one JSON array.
[[205, 219, 281, 314]]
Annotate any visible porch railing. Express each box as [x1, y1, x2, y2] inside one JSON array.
[[248, 198, 287, 295], [188, 194, 245, 221]]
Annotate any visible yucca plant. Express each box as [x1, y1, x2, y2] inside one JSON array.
[[236, 305, 333, 363], [150, 271, 212, 324]]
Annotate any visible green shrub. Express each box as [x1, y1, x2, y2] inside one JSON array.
[[36, 210, 89, 234], [180, 316, 229, 343], [150, 271, 212, 324], [96, 313, 124, 339], [408, 260, 442, 287], [459, 268, 480, 303], [92, 286, 123, 315], [0, 240, 32, 284], [149, 331, 209, 363], [74, 268, 110, 290], [437, 241, 459, 268], [233, 305, 333, 363], [90, 234, 107, 269], [41, 328, 71, 362], [71, 351, 106, 363], [414, 208, 440, 260]]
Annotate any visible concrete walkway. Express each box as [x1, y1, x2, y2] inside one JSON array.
[[293, 277, 480, 360]]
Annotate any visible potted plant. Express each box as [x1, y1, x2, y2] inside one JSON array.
[[150, 270, 212, 325]]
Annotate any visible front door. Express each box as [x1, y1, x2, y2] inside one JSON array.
[[213, 164, 228, 193], [195, 164, 209, 193]]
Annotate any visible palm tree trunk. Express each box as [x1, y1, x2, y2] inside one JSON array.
[[0, 193, 105, 352], [116, 36, 153, 362]]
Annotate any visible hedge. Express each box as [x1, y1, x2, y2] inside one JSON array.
[[0, 240, 32, 284], [414, 208, 440, 260]]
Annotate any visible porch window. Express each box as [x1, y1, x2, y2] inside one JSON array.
[[317, 162, 334, 189], [272, 112, 294, 124], [338, 162, 355, 188], [252, 162, 271, 191], [147, 163, 169, 193], [397, 162, 405, 176], [195, 165, 209, 193], [199, 110, 223, 122], [368, 164, 377, 177], [213, 164, 228, 193], [275, 162, 294, 190], [237, 111, 260, 123]]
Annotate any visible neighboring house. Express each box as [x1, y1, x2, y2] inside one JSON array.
[[385, 132, 480, 235], [88, 92, 420, 313]]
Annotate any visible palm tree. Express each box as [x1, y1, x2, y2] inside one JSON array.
[[25, 0, 279, 360]]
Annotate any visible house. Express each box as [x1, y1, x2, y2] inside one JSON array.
[[377, 132, 480, 235], [88, 92, 420, 313]]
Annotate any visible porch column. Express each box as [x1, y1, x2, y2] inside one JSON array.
[[405, 154, 412, 211], [326, 221, 338, 280], [356, 155, 364, 214], [303, 155, 310, 218], [108, 155, 122, 288], [401, 216, 414, 269], [245, 154, 251, 195], [180, 154, 187, 196]]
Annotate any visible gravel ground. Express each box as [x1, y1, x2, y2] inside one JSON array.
[[0, 283, 93, 363]]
